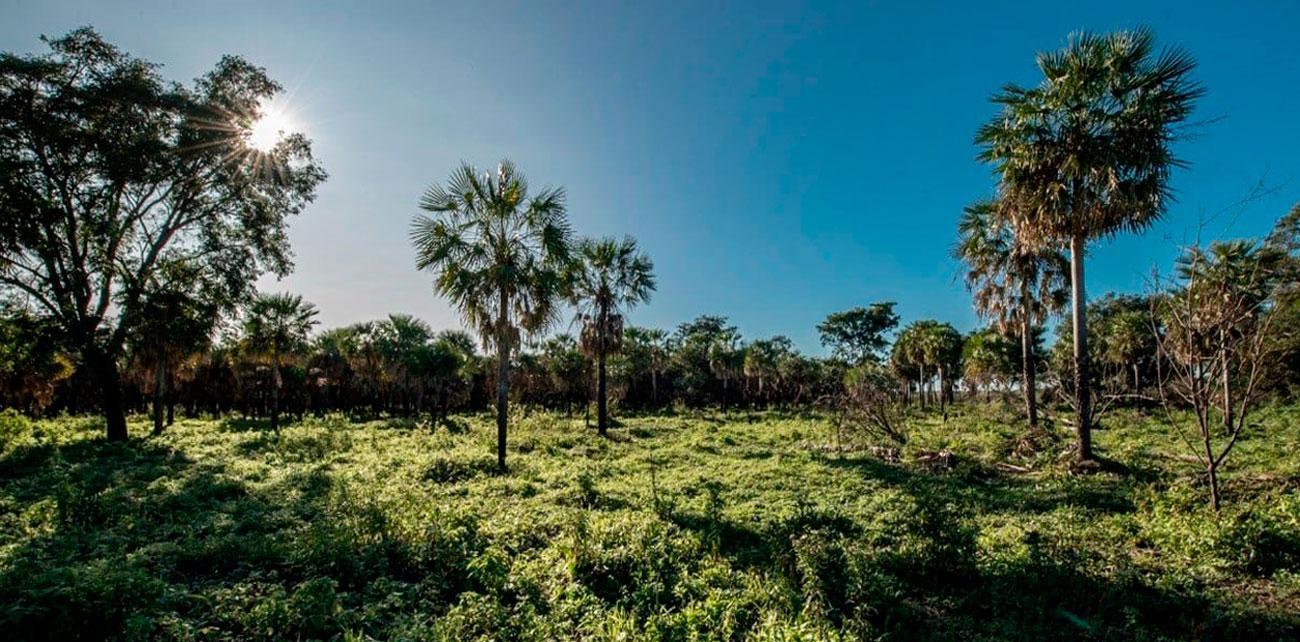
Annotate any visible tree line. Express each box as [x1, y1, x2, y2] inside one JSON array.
[[3, 27, 1300, 508]]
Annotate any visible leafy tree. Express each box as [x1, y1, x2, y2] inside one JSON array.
[[671, 316, 739, 407], [777, 351, 828, 406], [0, 310, 71, 414], [1263, 204, 1300, 394], [0, 28, 325, 439], [976, 28, 1201, 462], [411, 160, 572, 469], [566, 236, 656, 435], [816, 302, 899, 365], [242, 293, 318, 430], [955, 199, 1067, 430], [1050, 294, 1157, 410]]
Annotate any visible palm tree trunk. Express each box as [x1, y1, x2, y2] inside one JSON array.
[[918, 365, 927, 409], [938, 365, 947, 421], [1069, 233, 1093, 462], [271, 349, 281, 431], [495, 291, 510, 471], [1021, 316, 1039, 432], [597, 305, 610, 436], [597, 349, 608, 435], [152, 358, 167, 436]]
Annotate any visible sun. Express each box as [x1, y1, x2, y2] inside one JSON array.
[[247, 101, 296, 152]]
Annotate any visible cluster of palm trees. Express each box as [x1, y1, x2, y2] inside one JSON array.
[[410, 160, 656, 467], [889, 320, 965, 419], [963, 28, 1202, 464]]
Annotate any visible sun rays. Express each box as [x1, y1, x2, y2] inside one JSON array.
[[178, 96, 305, 185]]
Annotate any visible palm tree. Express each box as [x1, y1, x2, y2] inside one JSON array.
[[920, 321, 963, 420], [956, 199, 1068, 431], [375, 314, 434, 414], [707, 332, 743, 409], [411, 160, 572, 469], [625, 326, 670, 406], [566, 236, 656, 435], [976, 28, 1201, 462], [129, 262, 221, 435], [242, 293, 318, 431], [891, 324, 928, 407], [744, 336, 793, 407]]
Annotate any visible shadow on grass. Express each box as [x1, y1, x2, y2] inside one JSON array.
[[658, 470, 1296, 640], [0, 432, 362, 641], [823, 452, 1138, 517]]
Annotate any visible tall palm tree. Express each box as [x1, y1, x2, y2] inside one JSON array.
[[567, 236, 656, 435], [411, 160, 572, 469], [956, 199, 1068, 431], [976, 28, 1201, 462], [243, 292, 318, 431]]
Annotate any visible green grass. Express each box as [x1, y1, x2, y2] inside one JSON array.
[[1, 404, 1298, 641]]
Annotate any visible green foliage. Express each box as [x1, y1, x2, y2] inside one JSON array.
[[1, 409, 1297, 640], [816, 302, 899, 365], [0, 28, 326, 439], [0, 313, 71, 414]]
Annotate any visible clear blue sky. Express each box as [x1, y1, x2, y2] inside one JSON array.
[[5, 1, 1298, 353]]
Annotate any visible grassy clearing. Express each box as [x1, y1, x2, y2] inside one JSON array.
[[1, 405, 1298, 641]]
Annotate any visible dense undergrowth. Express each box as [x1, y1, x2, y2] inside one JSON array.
[[1, 404, 1298, 641]]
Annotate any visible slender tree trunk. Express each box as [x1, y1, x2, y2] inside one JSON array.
[[1207, 459, 1221, 511], [270, 349, 282, 431], [1069, 233, 1093, 462], [938, 366, 947, 421], [152, 359, 167, 436], [90, 346, 129, 441], [495, 291, 510, 471], [919, 365, 927, 409], [597, 305, 609, 436], [1220, 339, 1233, 434], [597, 349, 608, 435], [1021, 316, 1039, 432]]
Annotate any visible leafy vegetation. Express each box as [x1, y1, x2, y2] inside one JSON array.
[[1, 408, 1298, 641]]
